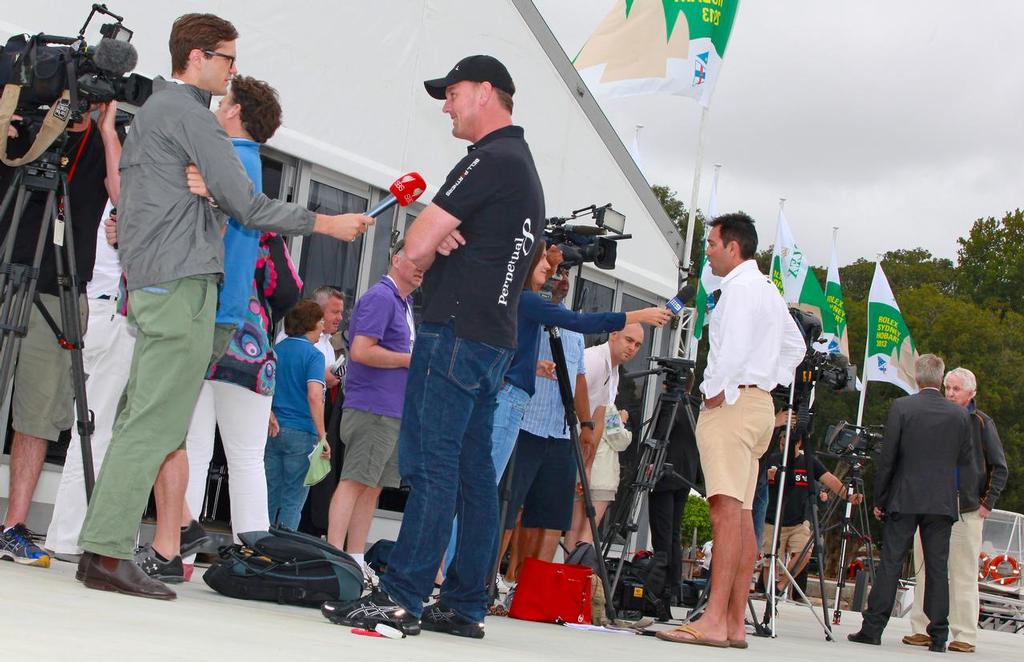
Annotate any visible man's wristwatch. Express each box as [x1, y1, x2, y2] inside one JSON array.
[[580, 421, 595, 431]]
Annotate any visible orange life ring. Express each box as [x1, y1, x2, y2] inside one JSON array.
[[978, 553, 991, 581], [987, 554, 1021, 585], [848, 559, 865, 579]]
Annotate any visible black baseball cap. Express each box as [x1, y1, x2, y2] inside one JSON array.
[[423, 55, 515, 100]]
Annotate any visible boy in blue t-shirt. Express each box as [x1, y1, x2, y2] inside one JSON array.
[[266, 300, 328, 529]]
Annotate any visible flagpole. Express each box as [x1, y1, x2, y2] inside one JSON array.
[[855, 255, 881, 427], [681, 107, 709, 278], [684, 163, 722, 358]]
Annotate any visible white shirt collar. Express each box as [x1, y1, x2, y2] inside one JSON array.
[[721, 259, 761, 287]]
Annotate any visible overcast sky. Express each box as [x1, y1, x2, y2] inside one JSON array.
[[534, 0, 1023, 267]]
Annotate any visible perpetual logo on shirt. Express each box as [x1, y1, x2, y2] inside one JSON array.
[[497, 218, 536, 306]]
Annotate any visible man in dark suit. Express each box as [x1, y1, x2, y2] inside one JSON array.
[[849, 354, 972, 652]]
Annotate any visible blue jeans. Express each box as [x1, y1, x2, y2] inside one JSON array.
[[444, 382, 531, 571], [753, 480, 769, 551], [264, 426, 317, 530], [379, 322, 512, 622]]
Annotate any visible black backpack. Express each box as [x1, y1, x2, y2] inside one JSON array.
[[203, 526, 364, 607]]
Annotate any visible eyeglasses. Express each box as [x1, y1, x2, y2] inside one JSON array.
[[203, 50, 236, 68]]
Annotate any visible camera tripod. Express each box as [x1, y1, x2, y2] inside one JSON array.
[[761, 382, 835, 641], [600, 360, 699, 600], [0, 140, 96, 497], [822, 455, 876, 624]]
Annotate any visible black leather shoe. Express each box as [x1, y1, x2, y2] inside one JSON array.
[[929, 641, 947, 653], [848, 631, 881, 646], [77, 552, 177, 600]]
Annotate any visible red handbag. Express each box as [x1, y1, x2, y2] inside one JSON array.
[[508, 558, 593, 624]]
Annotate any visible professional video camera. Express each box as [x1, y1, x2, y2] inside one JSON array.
[[824, 421, 883, 458], [544, 203, 630, 270], [0, 4, 150, 126], [786, 307, 857, 393]]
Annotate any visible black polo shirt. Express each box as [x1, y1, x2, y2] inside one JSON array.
[[422, 125, 544, 349], [765, 451, 828, 527], [0, 122, 108, 296]]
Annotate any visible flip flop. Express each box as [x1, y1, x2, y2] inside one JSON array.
[[729, 639, 749, 649], [655, 623, 730, 647]]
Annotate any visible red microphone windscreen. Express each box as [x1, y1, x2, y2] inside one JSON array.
[[388, 172, 426, 207]]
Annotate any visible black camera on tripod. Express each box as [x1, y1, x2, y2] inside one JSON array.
[[777, 307, 858, 403], [824, 421, 883, 458], [0, 4, 150, 127], [544, 203, 630, 271]]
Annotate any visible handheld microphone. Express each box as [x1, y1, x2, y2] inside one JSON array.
[[92, 37, 139, 76], [665, 284, 697, 314], [367, 172, 426, 218]]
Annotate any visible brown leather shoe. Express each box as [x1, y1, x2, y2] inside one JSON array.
[[948, 642, 975, 653], [903, 633, 933, 647], [77, 552, 176, 600]]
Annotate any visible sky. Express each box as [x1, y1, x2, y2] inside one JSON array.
[[533, 0, 1023, 268]]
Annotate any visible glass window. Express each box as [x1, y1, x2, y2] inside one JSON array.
[[576, 278, 615, 348], [261, 157, 284, 200], [403, 212, 426, 325], [366, 204, 398, 287], [299, 181, 368, 331], [615, 293, 657, 419]]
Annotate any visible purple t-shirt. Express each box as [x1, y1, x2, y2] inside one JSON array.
[[343, 276, 414, 418]]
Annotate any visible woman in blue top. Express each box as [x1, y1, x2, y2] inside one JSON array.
[[443, 244, 672, 571], [266, 300, 331, 530]]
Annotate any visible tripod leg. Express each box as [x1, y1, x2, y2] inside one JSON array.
[[48, 180, 96, 499]]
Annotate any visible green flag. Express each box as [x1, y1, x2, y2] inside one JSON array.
[[770, 209, 830, 344], [864, 263, 918, 394], [821, 235, 851, 358], [574, 0, 741, 108], [693, 167, 722, 340]]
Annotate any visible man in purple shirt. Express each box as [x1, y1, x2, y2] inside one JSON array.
[[326, 240, 423, 578]]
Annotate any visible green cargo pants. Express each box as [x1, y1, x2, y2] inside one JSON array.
[[79, 275, 217, 559]]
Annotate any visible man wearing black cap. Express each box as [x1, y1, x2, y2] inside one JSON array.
[[322, 55, 543, 639]]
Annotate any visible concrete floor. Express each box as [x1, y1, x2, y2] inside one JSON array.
[[1, 559, 1020, 661]]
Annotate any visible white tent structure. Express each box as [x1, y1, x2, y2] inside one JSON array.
[[0, 1, 684, 534]]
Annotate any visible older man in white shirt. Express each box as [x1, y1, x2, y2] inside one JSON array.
[[659, 212, 804, 648]]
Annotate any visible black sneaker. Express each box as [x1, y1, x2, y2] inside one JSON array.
[[321, 589, 421, 636], [134, 545, 185, 583], [421, 602, 485, 639], [179, 520, 211, 557]]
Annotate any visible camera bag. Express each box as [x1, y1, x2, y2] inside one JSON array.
[[203, 526, 364, 608]]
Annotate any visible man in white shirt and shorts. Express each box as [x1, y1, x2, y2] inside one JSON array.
[[658, 212, 804, 648]]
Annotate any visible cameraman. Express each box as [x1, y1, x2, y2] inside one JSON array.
[[760, 430, 860, 597], [0, 101, 120, 568], [75, 13, 371, 600]]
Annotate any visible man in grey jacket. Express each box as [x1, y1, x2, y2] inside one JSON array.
[[76, 13, 371, 600]]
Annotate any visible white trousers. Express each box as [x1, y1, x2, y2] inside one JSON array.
[[44, 299, 135, 555], [910, 509, 985, 645], [185, 379, 273, 551]]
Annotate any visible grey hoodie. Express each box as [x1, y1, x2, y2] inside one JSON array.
[[118, 78, 315, 290]]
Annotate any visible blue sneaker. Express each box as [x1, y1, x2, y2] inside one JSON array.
[[0, 523, 51, 568]]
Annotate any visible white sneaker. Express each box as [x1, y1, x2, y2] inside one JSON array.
[[362, 563, 379, 590], [495, 574, 515, 596]]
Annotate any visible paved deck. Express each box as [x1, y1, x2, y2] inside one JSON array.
[[2, 559, 1019, 661]]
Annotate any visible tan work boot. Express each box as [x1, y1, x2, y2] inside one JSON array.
[[902, 633, 932, 646], [948, 641, 975, 653]]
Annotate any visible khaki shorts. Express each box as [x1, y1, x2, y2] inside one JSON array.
[[12, 293, 89, 441], [339, 407, 401, 489], [695, 387, 774, 509], [763, 521, 811, 556]]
